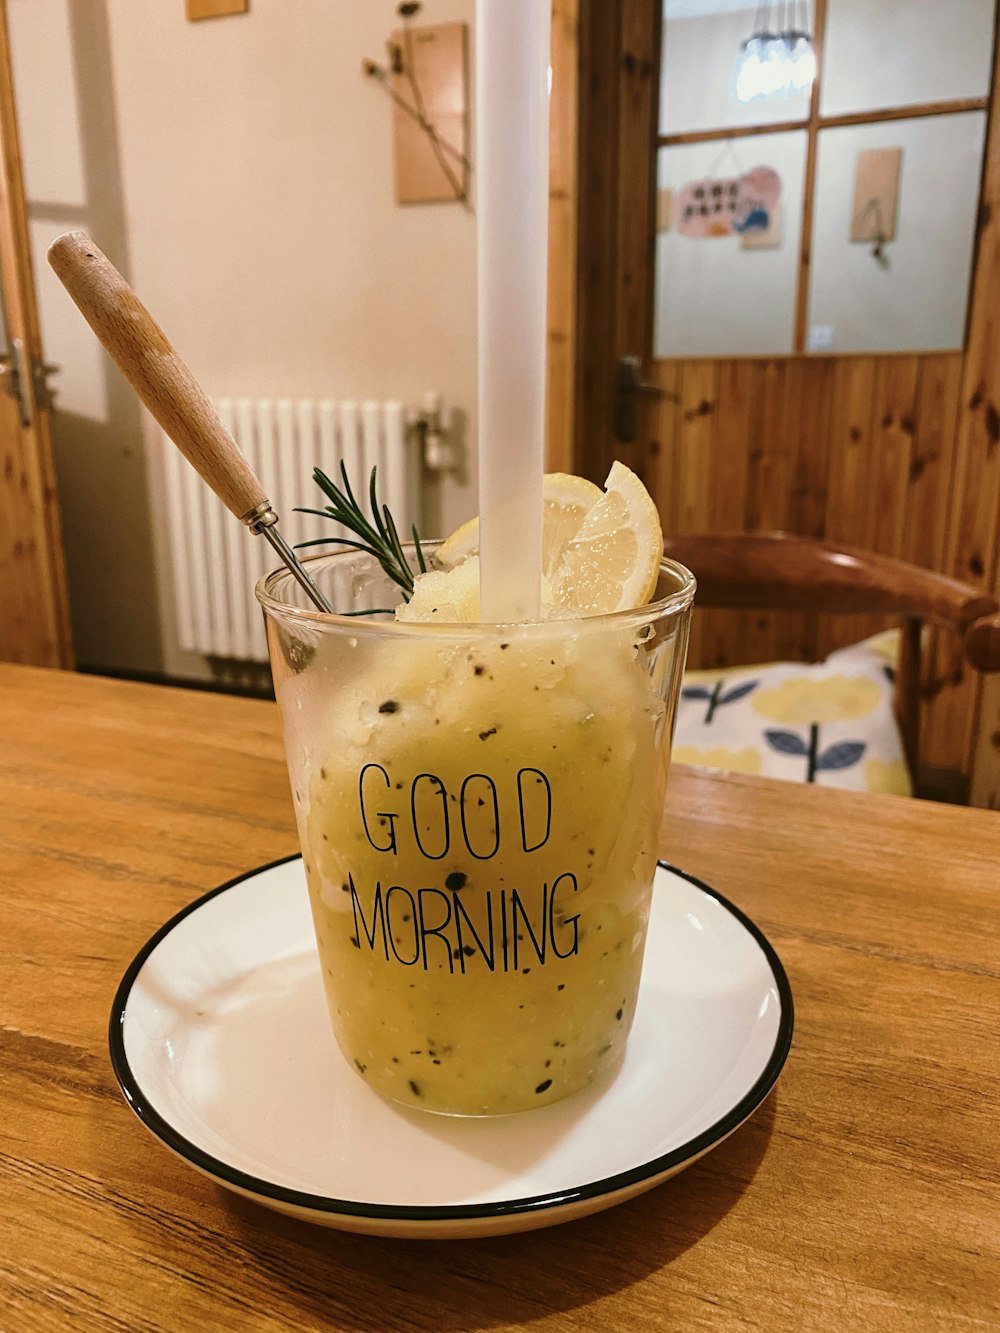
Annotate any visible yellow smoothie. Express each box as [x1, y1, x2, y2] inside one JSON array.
[[298, 623, 669, 1115]]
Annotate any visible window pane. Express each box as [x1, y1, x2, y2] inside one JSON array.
[[821, 0, 995, 118], [660, 1, 813, 135], [807, 113, 987, 353], [654, 131, 807, 357]]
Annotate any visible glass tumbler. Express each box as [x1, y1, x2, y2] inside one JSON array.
[[257, 547, 694, 1115]]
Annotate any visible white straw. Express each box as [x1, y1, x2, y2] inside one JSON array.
[[476, 0, 550, 622]]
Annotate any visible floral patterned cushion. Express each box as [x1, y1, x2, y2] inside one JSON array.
[[672, 631, 912, 796]]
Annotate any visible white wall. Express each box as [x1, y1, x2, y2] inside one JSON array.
[[9, 0, 477, 681]]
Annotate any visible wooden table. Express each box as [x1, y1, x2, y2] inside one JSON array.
[[2, 664, 998, 1331]]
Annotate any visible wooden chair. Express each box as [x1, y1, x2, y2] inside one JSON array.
[[662, 532, 1000, 798]]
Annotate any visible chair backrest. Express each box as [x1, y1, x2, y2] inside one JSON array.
[[662, 532, 1000, 784]]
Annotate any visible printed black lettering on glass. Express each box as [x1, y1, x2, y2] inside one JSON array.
[[459, 774, 500, 860], [358, 763, 398, 853], [411, 773, 450, 860]]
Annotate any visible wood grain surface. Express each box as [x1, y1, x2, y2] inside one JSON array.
[[1, 665, 998, 1331]]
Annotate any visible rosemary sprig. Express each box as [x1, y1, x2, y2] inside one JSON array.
[[295, 463, 424, 603]]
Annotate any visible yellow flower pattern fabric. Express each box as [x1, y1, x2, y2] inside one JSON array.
[[751, 675, 882, 725], [672, 631, 912, 796]]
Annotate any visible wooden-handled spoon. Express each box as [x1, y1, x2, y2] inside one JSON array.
[[47, 230, 333, 614]]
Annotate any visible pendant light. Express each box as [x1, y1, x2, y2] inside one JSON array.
[[734, 0, 816, 103]]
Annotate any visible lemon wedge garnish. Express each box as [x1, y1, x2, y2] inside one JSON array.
[[548, 461, 663, 615], [436, 471, 604, 579], [399, 463, 661, 621]]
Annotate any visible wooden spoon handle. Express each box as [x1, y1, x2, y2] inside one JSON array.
[[48, 231, 270, 525]]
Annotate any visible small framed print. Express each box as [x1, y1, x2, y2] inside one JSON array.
[[741, 202, 784, 250], [186, 0, 248, 21], [392, 22, 469, 204], [851, 148, 902, 243]]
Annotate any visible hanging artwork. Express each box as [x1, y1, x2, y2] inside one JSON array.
[[850, 148, 902, 243], [676, 165, 782, 239], [362, 3, 470, 206], [186, 0, 247, 17]]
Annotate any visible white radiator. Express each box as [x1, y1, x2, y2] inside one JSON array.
[[162, 397, 418, 663]]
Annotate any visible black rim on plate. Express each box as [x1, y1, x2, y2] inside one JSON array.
[[108, 855, 794, 1224]]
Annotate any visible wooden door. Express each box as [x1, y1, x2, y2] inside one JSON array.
[[0, 0, 72, 668], [564, 0, 1000, 804]]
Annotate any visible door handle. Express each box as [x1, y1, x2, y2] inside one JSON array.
[[614, 355, 664, 443]]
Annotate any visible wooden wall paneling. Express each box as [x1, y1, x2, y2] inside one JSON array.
[[903, 355, 964, 571], [709, 360, 753, 533], [819, 358, 877, 545], [646, 359, 681, 533], [700, 359, 756, 665], [866, 357, 921, 560], [688, 359, 752, 666], [844, 356, 922, 645], [546, 0, 579, 472], [779, 357, 837, 661], [787, 358, 835, 542], [816, 357, 878, 655], [736, 359, 791, 664], [745, 360, 790, 531], [767, 360, 810, 660], [675, 361, 718, 533], [675, 360, 718, 665]]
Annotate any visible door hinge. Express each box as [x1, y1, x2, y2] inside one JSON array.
[[0, 338, 58, 427]]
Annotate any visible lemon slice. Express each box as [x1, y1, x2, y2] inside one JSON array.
[[548, 461, 662, 615], [401, 462, 661, 621], [436, 472, 604, 578]]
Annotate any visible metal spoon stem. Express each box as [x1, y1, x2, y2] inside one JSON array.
[[256, 519, 334, 614]]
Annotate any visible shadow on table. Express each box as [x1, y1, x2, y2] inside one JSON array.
[[221, 1093, 778, 1331]]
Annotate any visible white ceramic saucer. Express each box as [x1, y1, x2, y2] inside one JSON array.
[[110, 858, 792, 1240]]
